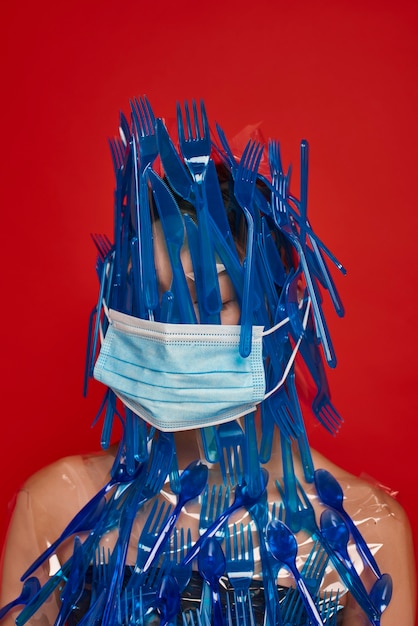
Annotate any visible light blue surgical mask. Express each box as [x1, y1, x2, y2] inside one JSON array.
[[93, 301, 310, 432]]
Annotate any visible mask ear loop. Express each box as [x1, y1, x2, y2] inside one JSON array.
[[263, 297, 311, 400], [99, 298, 111, 344]]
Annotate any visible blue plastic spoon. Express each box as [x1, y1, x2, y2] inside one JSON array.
[[266, 519, 323, 626], [198, 537, 226, 626], [369, 573, 393, 625], [140, 460, 209, 575], [0, 577, 40, 620]]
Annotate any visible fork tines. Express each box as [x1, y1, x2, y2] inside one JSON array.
[[199, 484, 231, 538], [225, 522, 254, 591], [177, 99, 209, 143], [131, 95, 156, 138]]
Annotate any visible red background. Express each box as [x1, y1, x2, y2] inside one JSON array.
[[1, 0, 417, 600]]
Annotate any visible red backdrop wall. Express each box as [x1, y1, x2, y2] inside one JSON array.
[[1, 0, 417, 598]]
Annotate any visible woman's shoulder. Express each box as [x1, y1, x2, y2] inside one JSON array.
[[309, 448, 412, 541], [20, 447, 117, 509]]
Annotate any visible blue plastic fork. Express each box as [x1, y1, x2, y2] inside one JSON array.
[[318, 590, 342, 625], [199, 484, 231, 539], [108, 136, 125, 175], [198, 484, 230, 624], [233, 139, 264, 358], [214, 123, 271, 220], [177, 99, 222, 318], [131, 96, 159, 316], [216, 420, 245, 486], [126, 499, 173, 592], [264, 139, 346, 277], [16, 481, 129, 626], [269, 139, 337, 368], [281, 540, 329, 625], [90, 545, 111, 602], [290, 314, 343, 435], [225, 523, 254, 626], [164, 527, 193, 593]]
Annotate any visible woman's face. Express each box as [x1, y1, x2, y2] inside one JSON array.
[[153, 221, 240, 325]]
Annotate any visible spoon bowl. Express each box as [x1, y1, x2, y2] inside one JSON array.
[[266, 518, 298, 563], [178, 460, 209, 501], [370, 573, 393, 614], [0, 577, 41, 620], [314, 468, 343, 508], [319, 508, 349, 549]]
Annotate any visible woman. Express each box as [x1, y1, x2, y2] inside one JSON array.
[[1, 97, 415, 625]]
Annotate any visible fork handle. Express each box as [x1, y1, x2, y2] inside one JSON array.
[[292, 569, 323, 626], [239, 206, 255, 358], [193, 181, 222, 317]]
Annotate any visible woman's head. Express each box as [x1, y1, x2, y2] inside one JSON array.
[[90, 100, 343, 442]]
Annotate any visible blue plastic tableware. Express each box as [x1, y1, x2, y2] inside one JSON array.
[[55, 537, 85, 626], [198, 537, 226, 626], [266, 519, 323, 626], [233, 139, 263, 358], [249, 493, 282, 626], [314, 469, 381, 577], [369, 573, 393, 623], [155, 117, 194, 202], [140, 460, 209, 575], [319, 509, 380, 620], [101, 433, 174, 626], [184, 212, 219, 325], [0, 577, 40, 620], [182, 468, 268, 566], [156, 574, 181, 626], [269, 142, 337, 367], [21, 495, 107, 581], [147, 167, 198, 324], [177, 99, 222, 318]]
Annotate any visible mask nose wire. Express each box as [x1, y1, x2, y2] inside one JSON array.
[[263, 297, 312, 400]]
